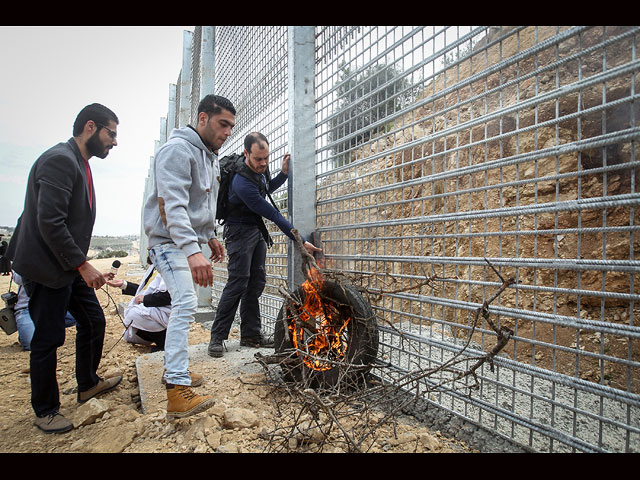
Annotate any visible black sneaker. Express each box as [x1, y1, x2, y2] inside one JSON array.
[[208, 339, 224, 358], [240, 336, 274, 348]]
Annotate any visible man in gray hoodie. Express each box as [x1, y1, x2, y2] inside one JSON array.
[[143, 94, 235, 419]]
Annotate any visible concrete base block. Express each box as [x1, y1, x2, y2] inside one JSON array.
[[135, 341, 270, 414]]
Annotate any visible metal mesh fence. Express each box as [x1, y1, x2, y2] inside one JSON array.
[[167, 25, 640, 452], [312, 25, 640, 453], [211, 25, 290, 326]]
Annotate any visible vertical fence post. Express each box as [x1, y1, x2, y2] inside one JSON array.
[[287, 26, 316, 289], [200, 26, 215, 96], [191, 27, 214, 311], [167, 83, 177, 135], [178, 30, 193, 128]]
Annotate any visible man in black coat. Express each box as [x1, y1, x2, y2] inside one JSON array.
[[6, 103, 122, 433], [0, 234, 10, 275]]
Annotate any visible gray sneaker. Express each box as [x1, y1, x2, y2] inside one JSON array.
[[77, 375, 122, 403], [34, 412, 73, 434], [208, 339, 224, 358]]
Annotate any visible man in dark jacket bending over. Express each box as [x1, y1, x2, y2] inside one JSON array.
[[208, 132, 320, 357]]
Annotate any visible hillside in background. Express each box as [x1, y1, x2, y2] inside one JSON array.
[[89, 235, 140, 260], [0, 227, 139, 262]]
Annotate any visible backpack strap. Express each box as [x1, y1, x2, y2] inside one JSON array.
[[229, 162, 280, 248]]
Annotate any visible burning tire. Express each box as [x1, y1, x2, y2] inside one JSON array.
[[274, 276, 379, 388]]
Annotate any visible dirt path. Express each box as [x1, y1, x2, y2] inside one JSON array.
[[0, 256, 475, 453]]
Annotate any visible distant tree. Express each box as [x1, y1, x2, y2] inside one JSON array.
[[443, 39, 476, 67], [95, 249, 128, 259], [329, 62, 418, 167]]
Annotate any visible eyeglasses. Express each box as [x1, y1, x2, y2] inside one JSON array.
[[97, 123, 117, 139]]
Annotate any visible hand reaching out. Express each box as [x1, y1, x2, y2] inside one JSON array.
[[77, 261, 112, 289], [106, 278, 124, 288], [303, 241, 322, 256]]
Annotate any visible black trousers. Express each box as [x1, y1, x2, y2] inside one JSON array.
[[25, 274, 105, 417], [210, 224, 267, 342], [136, 328, 166, 349]]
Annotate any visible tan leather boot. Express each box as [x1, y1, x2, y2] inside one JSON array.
[[166, 384, 214, 420], [162, 370, 204, 387]]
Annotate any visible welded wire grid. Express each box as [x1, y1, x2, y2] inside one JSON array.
[[187, 25, 640, 452], [210, 26, 290, 328], [313, 26, 640, 452]]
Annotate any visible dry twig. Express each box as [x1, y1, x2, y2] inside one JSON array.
[[254, 235, 517, 452]]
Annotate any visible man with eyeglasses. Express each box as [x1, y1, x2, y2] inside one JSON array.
[[5, 103, 122, 434]]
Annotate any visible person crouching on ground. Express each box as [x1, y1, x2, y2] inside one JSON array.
[[107, 258, 171, 351]]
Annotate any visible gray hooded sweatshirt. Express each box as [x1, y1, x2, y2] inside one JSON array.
[[143, 126, 220, 258]]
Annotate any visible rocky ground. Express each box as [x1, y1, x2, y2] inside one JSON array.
[[0, 256, 477, 454]]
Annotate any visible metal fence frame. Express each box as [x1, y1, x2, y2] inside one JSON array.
[[149, 25, 640, 453]]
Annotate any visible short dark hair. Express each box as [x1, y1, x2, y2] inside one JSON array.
[[198, 94, 236, 116], [244, 132, 269, 153], [73, 103, 119, 136]]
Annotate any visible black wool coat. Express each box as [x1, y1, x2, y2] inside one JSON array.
[[6, 138, 96, 289]]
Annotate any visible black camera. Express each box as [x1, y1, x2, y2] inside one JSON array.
[[2, 291, 18, 308], [0, 291, 18, 335]]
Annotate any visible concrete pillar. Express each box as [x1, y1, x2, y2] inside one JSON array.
[[159, 117, 167, 145], [139, 153, 155, 265], [287, 26, 317, 289], [192, 26, 218, 314], [176, 27, 215, 310], [178, 30, 193, 128], [200, 26, 215, 97], [167, 83, 177, 136]]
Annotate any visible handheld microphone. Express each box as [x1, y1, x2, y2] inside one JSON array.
[[110, 260, 121, 275]]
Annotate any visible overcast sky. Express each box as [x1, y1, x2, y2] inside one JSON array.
[[0, 26, 194, 236]]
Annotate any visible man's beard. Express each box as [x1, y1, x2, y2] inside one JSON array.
[[247, 158, 267, 174], [86, 131, 111, 159]]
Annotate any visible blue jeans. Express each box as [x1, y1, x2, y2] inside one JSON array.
[[149, 242, 197, 386], [16, 308, 76, 351]]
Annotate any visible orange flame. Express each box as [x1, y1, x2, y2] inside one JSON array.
[[288, 267, 351, 371]]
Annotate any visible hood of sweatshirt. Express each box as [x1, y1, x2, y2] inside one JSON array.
[[169, 126, 214, 191]]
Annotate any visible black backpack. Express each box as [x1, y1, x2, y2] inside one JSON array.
[[215, 153, 280, 246], [216, 153, 246, 224]]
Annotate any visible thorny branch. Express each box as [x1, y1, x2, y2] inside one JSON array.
[[253, 231, 517, 453]]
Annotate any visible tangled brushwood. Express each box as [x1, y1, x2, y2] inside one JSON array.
[[252, 230, 515, 453]]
